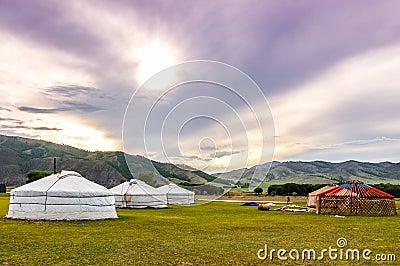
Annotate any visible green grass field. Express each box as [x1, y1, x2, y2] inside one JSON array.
[[0, 194, 399, 265]]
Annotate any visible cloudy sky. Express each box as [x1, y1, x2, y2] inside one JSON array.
[[1, 1, 400, 172]]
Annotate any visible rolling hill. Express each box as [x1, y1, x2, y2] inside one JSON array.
[[214, 160, 400, 187], [1, 134, 400, 190], [0, 134, 216, 188]]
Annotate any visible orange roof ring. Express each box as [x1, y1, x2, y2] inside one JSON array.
[[315, 180, 397, 216]]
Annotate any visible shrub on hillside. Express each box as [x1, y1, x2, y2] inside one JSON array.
[[26, 170, 53, 184], [254, 187, 263, 195]]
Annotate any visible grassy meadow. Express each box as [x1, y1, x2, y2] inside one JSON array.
[[0, 194, 399, 265]]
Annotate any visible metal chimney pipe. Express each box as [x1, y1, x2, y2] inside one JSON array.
[[53, 158, 57, 174]]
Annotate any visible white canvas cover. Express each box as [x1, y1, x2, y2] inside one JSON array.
[[110, 179, 167, 208], [307, 185, 338, 207], [156, 183, 195, 205], [6, 170, 118, 220]]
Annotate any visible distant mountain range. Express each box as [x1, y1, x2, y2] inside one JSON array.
[[1, 134, 400, 189], [214, 160, 400, 187]]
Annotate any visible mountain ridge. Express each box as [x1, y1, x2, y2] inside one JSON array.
[[214, 160, 400, 187], [0, 134, 216, 188], [1, 134, 400, 188]]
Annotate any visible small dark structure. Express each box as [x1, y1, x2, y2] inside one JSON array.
[[316, 180, 396, 216], [0, 184, 6, 193], [53, 157, 57, 174]]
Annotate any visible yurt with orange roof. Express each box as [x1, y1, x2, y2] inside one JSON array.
[[307, 185, 338, 207], [316, 180, 396, 216]]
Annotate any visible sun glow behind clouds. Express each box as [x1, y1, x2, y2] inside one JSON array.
[[134, 40, 179, 85], [45, 121, 117, 152]]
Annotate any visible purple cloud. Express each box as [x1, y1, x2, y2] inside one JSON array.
[[0, 0, 106, 58], [1, 0, 400, 163]]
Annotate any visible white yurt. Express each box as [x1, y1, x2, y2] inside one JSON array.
[[110, 179, 167, 208], [156, 183, 195, 205], [6, 170, 118, 220]]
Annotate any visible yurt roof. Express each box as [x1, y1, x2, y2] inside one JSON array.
[[10, 170, 112, 197], [157, 183, 194, 195], [308, 185, 338, 196], [110, 179, 162, 195], [318, 180, 394, 198]]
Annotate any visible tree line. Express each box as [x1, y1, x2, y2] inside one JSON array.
[[267, 183, 327, 196], [373, 183, 400, 198]]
